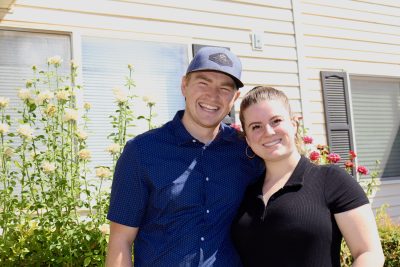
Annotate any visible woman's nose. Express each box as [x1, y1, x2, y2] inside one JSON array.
[[264, 124, 275, 135]]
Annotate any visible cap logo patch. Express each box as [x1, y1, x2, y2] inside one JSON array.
[[209, 53, 233, 67]]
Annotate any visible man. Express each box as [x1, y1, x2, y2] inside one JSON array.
[[106, 46, 263, 267]]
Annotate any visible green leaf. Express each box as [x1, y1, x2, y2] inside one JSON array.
[[84, 257, 91, 266], [14, 160, 22, 169], [28, 103, 37, 112]]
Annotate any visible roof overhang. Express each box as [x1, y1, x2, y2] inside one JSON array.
[[0, 0, 15, 22]]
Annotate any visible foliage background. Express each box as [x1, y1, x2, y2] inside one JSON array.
[[0, 58, 155, 266]]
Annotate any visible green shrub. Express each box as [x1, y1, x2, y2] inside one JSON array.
[[0, 220, 107, 266], [376, 206, 400, 267]]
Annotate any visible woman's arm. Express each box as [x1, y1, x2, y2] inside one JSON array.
[[335, 204, 384, 267]]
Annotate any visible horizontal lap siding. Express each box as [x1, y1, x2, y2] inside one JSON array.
[[298, 0, 400, 143], [4, 0, 299, 92]]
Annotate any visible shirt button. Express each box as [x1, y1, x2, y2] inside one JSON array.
[[205, 177, 209, 181], [201, 237, 205, 241], [192, 139, 196, 143], [206, 209, 210, 213]]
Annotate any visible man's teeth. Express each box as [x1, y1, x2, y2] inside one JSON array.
[[200, 103, 218, 110], [263, 139, 280, 147]]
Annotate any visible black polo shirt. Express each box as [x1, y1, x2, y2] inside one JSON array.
[[231, 156, 369, 267]]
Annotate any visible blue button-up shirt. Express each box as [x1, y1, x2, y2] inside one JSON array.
[[107, 110, 264, 267]]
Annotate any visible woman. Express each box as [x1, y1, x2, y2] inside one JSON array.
[[231, 86, 384, 267]]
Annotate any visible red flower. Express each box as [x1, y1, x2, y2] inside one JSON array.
[[230, 123, 241, 131], [349, 150, 357, 160], [302, 136, 313, 144], [357, 166, 369, 175], [309, 151, 320, 161], [344, 160, 354, 168], [327, 153, 341, 163]]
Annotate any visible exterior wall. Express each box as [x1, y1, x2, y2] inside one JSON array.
[[296, 0, 400, 222]]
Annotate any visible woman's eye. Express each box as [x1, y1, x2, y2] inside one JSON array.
[[251, 125, 261, 130], [271, 119, 282, 126]]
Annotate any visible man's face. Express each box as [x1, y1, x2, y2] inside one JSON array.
[[181, 71, 240, 130]]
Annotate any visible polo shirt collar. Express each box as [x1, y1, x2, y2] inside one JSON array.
[[254, 156, 309, 197], [285, 155, 309, 187], [171, 110, 237, 145]]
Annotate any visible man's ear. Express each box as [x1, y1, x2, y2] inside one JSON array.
[[181, 76, 187, 97], [234, 90, 240, 101]]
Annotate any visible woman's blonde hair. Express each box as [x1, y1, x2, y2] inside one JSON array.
[[239, 86, 304, 153]]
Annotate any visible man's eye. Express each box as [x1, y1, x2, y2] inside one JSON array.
[[251, 125, 261, 130], [221, 87, 232, 92]]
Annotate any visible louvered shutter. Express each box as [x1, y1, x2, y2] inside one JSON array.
[[321, 71, 354, 170]]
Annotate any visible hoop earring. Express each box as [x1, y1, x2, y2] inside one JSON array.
[[246, 145, 256, 159]]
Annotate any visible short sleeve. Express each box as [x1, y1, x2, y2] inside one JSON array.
[[323, 165, 369, 214], [107, 139, 148, 227]]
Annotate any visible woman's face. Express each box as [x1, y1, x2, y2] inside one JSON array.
[[243, 99, 297, 162]]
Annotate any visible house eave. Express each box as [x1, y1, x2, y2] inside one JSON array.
[[0, 0, 15, 22]]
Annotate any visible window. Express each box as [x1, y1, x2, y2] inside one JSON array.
[[350, 77, 400, 180], [0, 29, 71, 191], [0, 29, 71, 121], [321, 71, 400, 180], [81, 37, 187, 168]]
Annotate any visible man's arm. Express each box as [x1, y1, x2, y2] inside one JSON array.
[[106, 222, 139, 267]]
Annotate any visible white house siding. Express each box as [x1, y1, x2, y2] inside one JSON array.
[[296, 0, 400, 222]]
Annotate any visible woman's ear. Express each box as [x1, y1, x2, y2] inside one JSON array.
[[291, 117, 298, 128]]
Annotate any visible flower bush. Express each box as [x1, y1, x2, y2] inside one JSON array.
[[0, 57, 156, 266]]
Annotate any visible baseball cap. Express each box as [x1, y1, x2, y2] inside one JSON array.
[[186, 46, 244, 88]]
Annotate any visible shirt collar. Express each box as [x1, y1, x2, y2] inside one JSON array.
[[254, 156, 310, 197], [284, 156, 309, 187], [171, 110, 238, 146]]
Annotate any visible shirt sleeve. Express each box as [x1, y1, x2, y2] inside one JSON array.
[[107, 139, 148, 227], [323, 164, 369, 214]]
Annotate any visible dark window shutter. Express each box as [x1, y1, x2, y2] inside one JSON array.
[[192, 44, 235, 125], [321, 71, 354, 171]]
